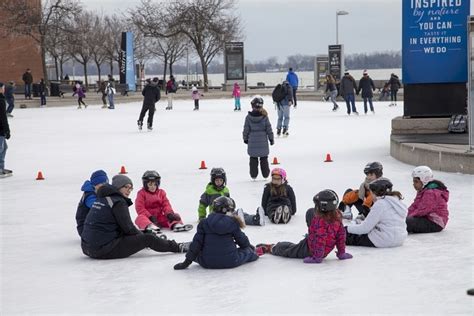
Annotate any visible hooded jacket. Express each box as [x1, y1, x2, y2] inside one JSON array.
[[286, 70, 299, 89], [185, 212, 252, 269], [408, 181, 449, 229], [198, 183, 230, 220], [243, 109, 274, 157], [142, 82, 160, 106], [75, 180, 97, 236], [358, 75, 375, 98], [347, 195, 408, 248], [389, 74, 401, 91]]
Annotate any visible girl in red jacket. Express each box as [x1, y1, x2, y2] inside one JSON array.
[[256, 190, 352, 263], [407, 166, 449, 233], [135, 170, 193, 233]]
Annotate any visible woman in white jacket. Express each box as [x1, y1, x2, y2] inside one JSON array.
[[345, 178, 408, 247]]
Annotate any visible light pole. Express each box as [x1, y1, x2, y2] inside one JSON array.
[[336, 10, 349, 45], [186, 46, 190, 90]]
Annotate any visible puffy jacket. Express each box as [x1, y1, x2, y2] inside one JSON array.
[[340, 75, 357, 97], [286, 71, 299, 88], [75, 180, 97, 236], [4, 84, 15, 99], [232, 85, 241, 97], [166, 79, 177, 93], [347, 195, 408, 248], [198, 184, 230, 220], [389, 74, 401, 91], [186, 212, 252, 269], [243, 109, 274, 157], [81, 184, 141, 257], [135, 188, 174, 229], [408, 181, 449, 229], [357, 76, 375, 98], [307, 212, 346, 259], [261, 183, 297, 215], [142, 82, 160, 105]]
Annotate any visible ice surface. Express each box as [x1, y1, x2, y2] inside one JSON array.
[[1, 98, 473, 315]]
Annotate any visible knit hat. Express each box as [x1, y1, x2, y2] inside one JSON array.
[[192, 86, 197, 91], [90, 170, 109, 186], [112, 174, 133, 189], [363, 70, 368, 75]]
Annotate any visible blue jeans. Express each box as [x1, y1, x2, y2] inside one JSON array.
[[0, 137, 7, 170], [363, 97, 374, 113], [329, 90, 338, 108], [6, 98, 14, 113], [277, 104, 290, 129], [234, 97, 241, 109], [108, 94, 115, 109], [344, 94, 357, 114], [24, 84, 32, 98], [40, 93, 46, 106]]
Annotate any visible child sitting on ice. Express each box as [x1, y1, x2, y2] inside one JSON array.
[[339, 161, 384, 220], [406, 166, 449, 233], [135, 170, 193, 233], [256, 189, 352, 263], [173, 196, 259, 270], [260, 168, 296, 224], [197, 168, 230, 221], [345, 178, 408, 247], [191, 86, 203, 111]]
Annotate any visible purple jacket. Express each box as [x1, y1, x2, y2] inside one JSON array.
[[408, 185, 449, 228]]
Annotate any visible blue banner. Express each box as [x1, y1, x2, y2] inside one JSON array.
[[119, 32, 136, 91], [402, 0, 470, 84]]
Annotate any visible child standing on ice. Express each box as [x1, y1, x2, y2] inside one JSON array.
[[345, 177, 408, 247], [339, 161, 384, 220], [191, 86, 203, 111], [260, 168, 296, 224], [406, 166, 449, 233], [232, 82, 241, 111], [135, 170, 193, 233], [174, 196, 259, 270], [256, 189, 352, 263], [197, 168, 230, 221], [73, 81, 87, 109]]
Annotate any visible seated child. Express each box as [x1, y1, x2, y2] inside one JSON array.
[[173, 196, 259, 269], [339, 161, 383, 220], [256, 189, 352, 263], [197, 168, 230, 221], [261, 168, 297, 224], [345, 178, 408, 248], [135, 170, 193, 233], [406, 166, 449, 233]]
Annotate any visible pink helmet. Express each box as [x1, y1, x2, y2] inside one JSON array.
[[271, 168, 287, 181]]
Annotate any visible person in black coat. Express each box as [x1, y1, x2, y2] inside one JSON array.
[[0, 82, 12, 178], [138, 77, 161, 131], [174, 196, 259, 270], [388, 73, 401, 106], [38, 78, 46, 106], [357, 71, 376, 114], [81, 174, 186, 259], [261, 168, 297, 224]]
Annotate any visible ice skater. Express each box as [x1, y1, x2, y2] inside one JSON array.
[[138, 77, 160, 131], [191, 86, 203, 111], [232, 82, 241, 111]]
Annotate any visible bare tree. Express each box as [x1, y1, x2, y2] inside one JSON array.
[[89, 14, 109, 81], [103, 15, 126, 76], [150, 35, 188, 81], [0, 0, 82, 82], [69, 11, 96, 87]]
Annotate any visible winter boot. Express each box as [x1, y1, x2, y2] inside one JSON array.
[[172, 223, 194, 232], [273, 206, 283, 224], [276, 128, 281, 136], [137, 120, 143, 130], [282, 205, 291, 223]]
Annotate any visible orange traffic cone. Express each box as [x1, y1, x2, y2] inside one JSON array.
[[36, 171, 45, 180], [271, 157, 280, 165], [199, 160, 207, 169], [324, 153, 333, 162], [119, 166, 128, 174]]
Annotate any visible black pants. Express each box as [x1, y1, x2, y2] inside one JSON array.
[[305, 208, 316, 227], [94, 234, 179, 259], [345, 228, 375, 247], [272, 238, 310, 258], [249, 156, 269, 179], [390, 90, 398, 102], [78, 97, 86, 106], [194, 99, 199, 109], [292, 87, 297, 106], [138, 103, 156, 127], [406, 217, 443, 234], [101, 93, 107, 106]]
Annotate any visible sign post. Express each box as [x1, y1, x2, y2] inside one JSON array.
[[328, 45, 344, 83], [315, 55, 329, 91], [224, 42, 244, 91], [119, 32, 136, 92]]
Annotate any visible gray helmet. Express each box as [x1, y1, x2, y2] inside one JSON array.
[[212, 196, 235, 214], [368, 177, 393, 196], [250, 96, 264, 108], [313, 189, 339, 212], [142, 170, 161, 188], [363, 162, 383, 177], [210, 167, 226, 186]]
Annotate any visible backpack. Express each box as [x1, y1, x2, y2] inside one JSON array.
[[272, 84, 287, 103], [447, 114, 468, 133]]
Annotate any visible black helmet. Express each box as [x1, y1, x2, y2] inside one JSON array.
[[210, 167, 226, 186], [313, 189, 339, 212], [212, 196, 235, 214], [368, 177, 393, 196], [142, 170, 161, 188], [363, 161, 383, 177], [250, 96, 264, 108]]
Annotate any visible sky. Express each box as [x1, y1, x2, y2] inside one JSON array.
[[81, 0, 405, 62]]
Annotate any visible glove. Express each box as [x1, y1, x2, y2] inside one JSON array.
[[303, 256, 323, 264], [174, 259, 192, 270], [5, 132, 10, 140], [244, 140, 248, 144], [270, 140, 274, 146], [167, 213, 181, 222], [149, 216, 158, 225], [336, 252, 353, 260]]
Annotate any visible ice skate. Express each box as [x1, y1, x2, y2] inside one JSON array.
[[282, 128, 289, 137], [178, 242, 191, 253], [172, 223, 194, 232], [256, 206, 265, 226], [281, 205, 291, 223], [273, 206, 283, 223], [6, 113, 13, 118], [147, 123, 153, 132], [276, 128, 281, 137], [235, 208, 245, 223], [137, 120, 143, 131], [256, 243, 273, 254]]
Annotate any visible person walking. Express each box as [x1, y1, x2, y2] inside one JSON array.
[[5, 81, 15, 117], [357, 70, 376, 114], [286, 68, 299, 108], [0, 82, 12, 178], [388, 73, 401, 106], [22, 68, 33, 100], [340, 70, 358, 115], [138, 77, 160, 131]]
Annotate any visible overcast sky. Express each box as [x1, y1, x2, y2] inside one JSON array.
[[80, 0, 473, 62]]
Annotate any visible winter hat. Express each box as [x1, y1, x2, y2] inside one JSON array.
[[192, 86, 197, 91], [112, 174, 133, 189], [363, 70, 368, 75], [344, 70, 350, 75], [90, 170, 109, 186]]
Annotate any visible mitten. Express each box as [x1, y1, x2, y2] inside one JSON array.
[[174, 259, 192, 270], [336, 252, 353, 260], [149, 216, 158, 225], [5, 132, 10, 140], [244, 140, 248, 144], [303, 256, 323, 264], [270, 140, 274, 146], [167, 213, 181, 222]]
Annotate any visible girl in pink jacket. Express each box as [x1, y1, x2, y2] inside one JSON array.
[[192, 86, 203, 111], [232, 82, 241, 111], [407, 166, 449, 233], [135, 170, 193, 233]]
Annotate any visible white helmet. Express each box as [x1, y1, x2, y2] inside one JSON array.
[[412, 166, 433, 186]]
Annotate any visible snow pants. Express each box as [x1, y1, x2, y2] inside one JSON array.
[[135, 213, 183, 230], [345, 228, 375, 247], [272, 238, 311, 259], [249, 156, 269, 179], [138, 103, 156, 127], [406, 216, 443, 234]]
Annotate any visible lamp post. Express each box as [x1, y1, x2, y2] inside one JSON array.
[[186, 46, 190, 90], [336, 10, 349, 45]]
